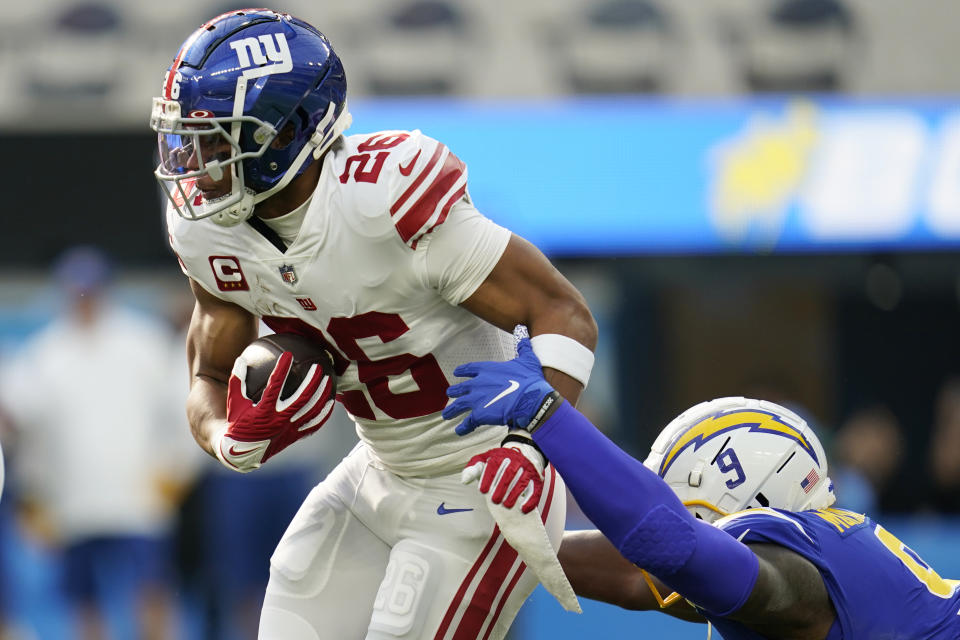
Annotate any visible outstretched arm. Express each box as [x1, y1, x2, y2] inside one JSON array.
[[536, 402, 836, 637], [445, 342, 837, 637], [559, 530, 704, 623], [534, 400, 760, 617], [558, 533, 835, 636]]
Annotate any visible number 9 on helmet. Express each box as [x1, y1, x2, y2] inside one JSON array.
[[644, 397, 835, 523]]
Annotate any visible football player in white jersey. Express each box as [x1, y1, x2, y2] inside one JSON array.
[[151, 9, 597, 640]]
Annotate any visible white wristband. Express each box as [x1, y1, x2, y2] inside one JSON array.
[[530, 334, 594, 388]]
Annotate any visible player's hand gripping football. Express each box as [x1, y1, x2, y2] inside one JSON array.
[[217, 351, 334, 472]]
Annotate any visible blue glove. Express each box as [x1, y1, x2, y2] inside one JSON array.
[[444, 338, 559, 435]]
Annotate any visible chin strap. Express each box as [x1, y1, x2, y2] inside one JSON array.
[[642, 568, 713, 640], [209, 185, 256, 227], [640, 569, 683, 608], [313, 104, 353, 160]]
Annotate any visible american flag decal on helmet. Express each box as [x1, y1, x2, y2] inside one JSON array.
[[801, 468, 820, 493]]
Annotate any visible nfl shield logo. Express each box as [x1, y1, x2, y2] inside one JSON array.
[[278, 264, 297, 285]]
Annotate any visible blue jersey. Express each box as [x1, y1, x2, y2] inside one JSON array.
[[701, 508, 960, 639]]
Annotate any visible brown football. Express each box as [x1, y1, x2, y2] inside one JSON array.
[[238, 333, 336, 403]]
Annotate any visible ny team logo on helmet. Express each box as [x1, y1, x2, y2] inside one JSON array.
[[150, 9, 352, 226], [229, 32, 292, 72], [644, 397, 835, 523]]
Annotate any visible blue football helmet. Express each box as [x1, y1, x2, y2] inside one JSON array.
[[150, 9, 351, 226]]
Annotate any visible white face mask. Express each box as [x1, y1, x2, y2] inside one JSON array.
[[151, 97, 352, 226], [152, 98, 269, 226]]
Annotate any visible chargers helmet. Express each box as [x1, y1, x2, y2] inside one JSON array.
[[644, 397, 835, 523], [150, 9, 351, 226]]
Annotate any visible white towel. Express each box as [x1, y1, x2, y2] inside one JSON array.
[[463, 464, 582, 613]]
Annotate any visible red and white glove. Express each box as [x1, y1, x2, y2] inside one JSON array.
[[462, 433, 546, 514], [216, 351, 334, 472], [463, 433, 581, 613]]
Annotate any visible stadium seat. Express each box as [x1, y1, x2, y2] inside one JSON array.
[[550, 0, 676, 94], [362, 0, 473, 96], [729, 0, 858, 92], [26, 2, 125, 101]]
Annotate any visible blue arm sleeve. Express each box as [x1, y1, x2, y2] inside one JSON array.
[[534, 401, 759, 616]]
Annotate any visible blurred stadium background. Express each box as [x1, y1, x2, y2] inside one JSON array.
[[0, 0, 959, 638]]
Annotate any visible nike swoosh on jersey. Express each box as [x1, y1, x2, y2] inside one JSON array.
[[398, 150, 421, 176], [437, 502, 474, 515], [484, 380, 520, 408]]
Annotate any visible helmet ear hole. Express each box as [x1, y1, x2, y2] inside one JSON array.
[[271, 122, 298, 149], [755, 492, 770, 508]]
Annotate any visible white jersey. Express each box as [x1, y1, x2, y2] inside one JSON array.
[[168, 130, 514, 476]]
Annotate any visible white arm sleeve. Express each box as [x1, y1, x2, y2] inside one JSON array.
[[416, 199, 511, 305]]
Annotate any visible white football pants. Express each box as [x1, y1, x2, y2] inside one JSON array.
[[258, 442, 566, 639]]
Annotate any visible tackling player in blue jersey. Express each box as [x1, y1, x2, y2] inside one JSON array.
[[443, 338, 960, 639]]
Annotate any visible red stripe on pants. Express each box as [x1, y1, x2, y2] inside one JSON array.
[[479, 465, 559, 640], [433, 527, 502, 640], [455, 465, 560, 640]]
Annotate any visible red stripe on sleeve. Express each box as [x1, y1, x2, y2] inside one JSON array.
[[408, 184, 466, 250], [432, 184, 467, 230], [391, 143, 445, 215], [395, 152, 466, 245]]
